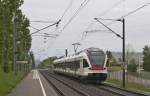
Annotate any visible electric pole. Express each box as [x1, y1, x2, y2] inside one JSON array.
[[65, 49, 68, 56], [122, 18, 126, 88], [13, 15, 17, 79], [94, 18, 126, 88]]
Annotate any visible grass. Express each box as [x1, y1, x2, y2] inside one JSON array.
[[107, 66, 122, 72], [106, 78, 150, 93], [0, 71, 26, 96]]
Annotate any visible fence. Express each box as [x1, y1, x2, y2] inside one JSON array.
[[108, 71, 150, 87]]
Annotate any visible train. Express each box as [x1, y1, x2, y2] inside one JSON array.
[[53, 47, 108, 82]]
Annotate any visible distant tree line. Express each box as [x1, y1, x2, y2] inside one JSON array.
[[0, 0, 31, 73], [127, 45, 150, 72], [39, 56, 57, 67], [106, 51, 119, 67], [143, 45, 150, 72]]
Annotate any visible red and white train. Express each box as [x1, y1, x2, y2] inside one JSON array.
[[53, 47, 108, 82]]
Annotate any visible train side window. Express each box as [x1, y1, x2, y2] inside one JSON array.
[[62, 62, 65, 69], [71, 61, 74, 70], [83, 59, 89, 67], [76, 61, 80, 69], [68, 62, 71, 69], [74, 61, 77, 70], [68, 62, 70, 69], [54, 64, 56, 68]]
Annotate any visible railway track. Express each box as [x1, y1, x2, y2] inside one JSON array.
[[97, 83, 149, 96], [40, 70, 150, 96], [40, 70, 89, 96]]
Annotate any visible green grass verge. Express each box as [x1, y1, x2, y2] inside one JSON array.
[[106, 78, 150, 92], [107, 66, 122, 72], [0, 71, 26, 96]]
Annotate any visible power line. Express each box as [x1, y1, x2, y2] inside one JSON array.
[[97, 2, 150, 27], [86, 0, 125, 30], [39, 33, 58, 36], [80, 0, 125, 41], [85, 29, 111, 33], [30, 20, 61, 35], [122, 2, 150, 18], [41, 0, 76, 53], [30, 26, 40, 31], [30, 20, 57, 23], [50, 0, 91, 47], [98, 0, 125, 17], [52, 0, 91, 48], [61, 0, 91, 32], [31, 0, 90, 50], [60, 0, 74, 20], [32, 35, 57, 38]]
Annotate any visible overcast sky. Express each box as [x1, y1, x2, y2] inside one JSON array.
[[21, 0, 150, 60]]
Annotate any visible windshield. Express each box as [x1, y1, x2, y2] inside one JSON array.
[[88, 51, 105, 65]]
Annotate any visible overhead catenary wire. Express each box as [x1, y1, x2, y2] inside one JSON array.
[[32, 35, 57, 38], [86, 0, 125, 30], [30, 20, 57, 23], [31, 0, 75, 53], [98, 0, 125, 17], [83, 2, 150, 48], [47, 0, 91, 49], [60, 0, 91, 32], [122, 2, 150, 18], [29, 0, 74, 35], [96, 2, 150, 27], [60, 0, 74, 20], [44, 0, 91, 55], [30, 20, 61, 35], [30, 25, 40, 31], [79, 0, 125, 41]]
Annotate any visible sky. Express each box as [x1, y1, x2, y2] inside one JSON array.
[[21, 0, 150, 61]]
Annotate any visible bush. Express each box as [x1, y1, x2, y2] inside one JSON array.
[[127, 59, 137, 72], [143, 46, 150, 72]]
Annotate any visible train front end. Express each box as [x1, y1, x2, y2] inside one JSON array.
[[86, 48, 108, 82]]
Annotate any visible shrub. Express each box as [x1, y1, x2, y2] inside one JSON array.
[[127, 59, 137, 72]]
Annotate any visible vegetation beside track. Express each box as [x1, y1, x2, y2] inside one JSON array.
[[39, 56, 57, 67], [0, 0, 32, 95], [0, 71, 26, 96], [107, 66, 122, 72], [106, 78, 150, 93]]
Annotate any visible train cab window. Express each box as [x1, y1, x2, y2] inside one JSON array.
[[83, 59, 89, 67], [88, 51, 105, 65]]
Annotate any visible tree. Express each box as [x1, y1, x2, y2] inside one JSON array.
[[30, 52, 35, 69], [143, 45, 150, 71], [39, 56, 57, 67], [106, 51, 118, 66], [127, 59, 137, 72], [126, 44, 135, 65], [0, 0, 31, 73]]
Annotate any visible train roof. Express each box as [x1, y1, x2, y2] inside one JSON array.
[[53, 53, 84, 63], [53, 47, 105, 63]]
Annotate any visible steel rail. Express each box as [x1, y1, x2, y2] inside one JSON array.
[[40, 70, 89, 96], [40, 71, 66, 96], [97, 83, 150, 96]]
